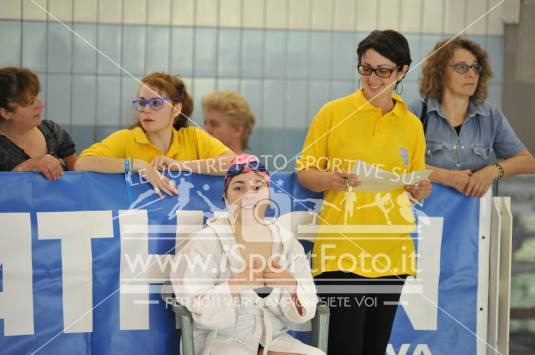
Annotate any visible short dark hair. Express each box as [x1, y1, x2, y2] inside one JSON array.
[[357, 30, 412, 70], [0, 67, 40, 118]]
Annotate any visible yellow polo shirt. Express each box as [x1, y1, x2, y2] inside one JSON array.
[[80, 126, 230, 161], [296, 89, 426, 278]]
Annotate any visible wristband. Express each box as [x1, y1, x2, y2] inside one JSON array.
[[124, 158, 133, 181], [124, 158, 133, 173], [124, 158, 134, 204]]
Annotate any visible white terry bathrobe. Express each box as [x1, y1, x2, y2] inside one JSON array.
[[171, 216, 325, 355]]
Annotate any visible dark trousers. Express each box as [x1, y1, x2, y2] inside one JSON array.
[[314, 271, 407, 355]]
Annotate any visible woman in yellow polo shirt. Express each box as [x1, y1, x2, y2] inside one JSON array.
[[296, 30, 432, 355], [75, 72, 235, 196]]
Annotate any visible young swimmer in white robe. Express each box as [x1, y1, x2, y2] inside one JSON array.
[[171, 154, 325, 355]]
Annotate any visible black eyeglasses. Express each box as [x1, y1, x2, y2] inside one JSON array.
[[449, 63, 482, 75], [358, 65, 400, 78], [132, 97, 176, 112]]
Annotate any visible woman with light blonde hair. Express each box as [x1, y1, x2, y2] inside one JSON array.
[[202, 90, 255, 154]]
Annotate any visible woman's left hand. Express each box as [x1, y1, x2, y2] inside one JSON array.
[[151, 156, 178, 171], [463, 165, 496, 197], [262, 260, 297, 293], [405, 178, 432, 202]]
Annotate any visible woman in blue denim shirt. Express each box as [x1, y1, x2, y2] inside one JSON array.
[[410, 37, 535, 197]]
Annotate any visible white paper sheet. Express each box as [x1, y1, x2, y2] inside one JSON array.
[[350, 160, 432, 192]]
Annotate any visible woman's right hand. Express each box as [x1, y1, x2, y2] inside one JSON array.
[[446, 169, 472, 194], [325, 171, 360, 191], [133, 159, 178, 197]]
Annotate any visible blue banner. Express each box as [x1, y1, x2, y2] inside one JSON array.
[[0, 172, 486, 355]]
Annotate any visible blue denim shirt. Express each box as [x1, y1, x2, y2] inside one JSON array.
[[409, 98, 525, 172]]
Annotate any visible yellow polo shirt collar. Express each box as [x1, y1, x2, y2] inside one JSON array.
[[353, 89, 408, 119], [132, 126, 181, 156]]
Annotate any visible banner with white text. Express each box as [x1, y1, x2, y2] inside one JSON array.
[[0, 172, 489, 355]]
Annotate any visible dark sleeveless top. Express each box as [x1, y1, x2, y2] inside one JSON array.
[[0, 120, 76, 171]]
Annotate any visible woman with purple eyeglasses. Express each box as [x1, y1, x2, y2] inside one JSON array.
[[75, 72, 236, 196]]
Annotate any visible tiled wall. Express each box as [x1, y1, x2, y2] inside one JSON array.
[[0, 0, 505, 159]]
